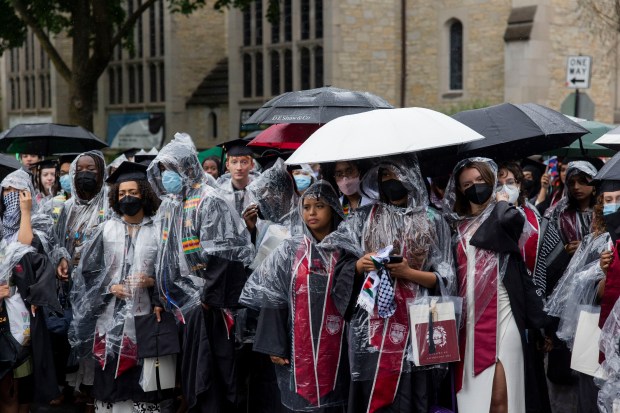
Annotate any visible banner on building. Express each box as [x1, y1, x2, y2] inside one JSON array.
[[107, 113, 165, 149]]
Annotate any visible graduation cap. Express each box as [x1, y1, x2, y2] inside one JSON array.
[[219, 139, 255, 157], [106, 161, 148, 184], [32, 159, 58, 169], [122, 148, 141, 159], [134, 154, 157, 166], [57, 153, 80, 166], [520, 157, 546, 178]]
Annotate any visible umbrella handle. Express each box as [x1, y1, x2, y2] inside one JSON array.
[[579, 137, 586, 156]]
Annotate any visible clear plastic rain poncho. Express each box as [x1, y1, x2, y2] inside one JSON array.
[[0, 169, 55, 253], [239, 181, 349, 411], [52, 151, 108, 267], [544, 160, 598, 242], [148, 133, 254, 315], [544, 231, 610, 347], [68, 215, 159, 377], [323, 154, 455, 384], [598, 298, 620, 412], [246, 158, 302, 269]]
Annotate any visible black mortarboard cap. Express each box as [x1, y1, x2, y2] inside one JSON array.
[[58, 153, 80, 165], [520, 157, 546, 177], [122, 148, 141, 158], [590, 179, 620, 193], [32, 159, 58, 169], [134, 154, 157, 166], [106, 161, 148, 184], [219, 139, 255, 157]]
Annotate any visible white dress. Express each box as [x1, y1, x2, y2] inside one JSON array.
[[457, 241, 525, 413]]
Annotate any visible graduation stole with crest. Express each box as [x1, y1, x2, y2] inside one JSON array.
[[291, 237, 344, 406]]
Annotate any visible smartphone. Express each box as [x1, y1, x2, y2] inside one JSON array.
[[386, 255, 403, 264]]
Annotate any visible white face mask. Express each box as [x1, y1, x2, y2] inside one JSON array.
[[500, 184, 520, 204]]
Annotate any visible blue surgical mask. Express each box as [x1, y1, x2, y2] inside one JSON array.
[[60, 175, 72, 194], [603, 203, 620, 216], [162, 170, 183, 194], [294, 175, 312, 192]]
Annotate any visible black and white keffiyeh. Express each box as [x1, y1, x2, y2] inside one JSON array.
[[1, 191, 21, 240]]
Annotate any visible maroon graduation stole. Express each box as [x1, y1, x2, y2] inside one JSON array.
[[365, 279, 416, 413], [559, 209, 581, 243], [455, 224, 498, 393], [522, 206, 540, 274], [292, 238, 344, 406]]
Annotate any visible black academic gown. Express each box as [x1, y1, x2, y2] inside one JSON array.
[[469, 201, 550, 413], [11, 235, 62, 403]]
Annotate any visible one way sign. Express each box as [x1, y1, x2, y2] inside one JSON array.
[[566, 55, 592, 89]]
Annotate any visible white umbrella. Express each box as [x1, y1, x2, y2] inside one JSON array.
[[594, 125, 620, 151], [285, 107, 485, 165]]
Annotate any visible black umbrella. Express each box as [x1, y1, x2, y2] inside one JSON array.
[[593, 150, 620, 182], [244, 86, 393, 125], [0, 123, 107, 156], [0, 154, 22, 181], [452, 103, 589, 160]]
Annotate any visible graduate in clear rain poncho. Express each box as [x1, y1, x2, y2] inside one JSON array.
[[326, 154, 454, 413], [545, 176, 620, 412], [443, 157, 546, 413], [0, 169, 62, 410], [148, 133, 255, 413], [68, 161, 165, 413], [240, 180, 351, 412], [51, 150, 109, 395]]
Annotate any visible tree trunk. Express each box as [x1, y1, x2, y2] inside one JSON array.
[[68, 78, 96, 131]]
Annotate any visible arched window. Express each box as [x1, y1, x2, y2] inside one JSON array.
[[314, 46, 324, 87], [284, 49, 293, 92], [255, 52, 264, 96], [449, 20, 463, 90], [208, 112, 218, 139]]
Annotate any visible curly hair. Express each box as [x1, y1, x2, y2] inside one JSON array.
[[592, 193, 606, 236], [108, 180, 161, 217]]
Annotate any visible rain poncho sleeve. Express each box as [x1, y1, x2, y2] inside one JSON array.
[[544, 232, 610, 347], [239, 180, 350, 411], [598, 298, 620, 412]]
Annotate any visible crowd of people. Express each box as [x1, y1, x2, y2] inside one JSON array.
[[3, 129, 620, 413]]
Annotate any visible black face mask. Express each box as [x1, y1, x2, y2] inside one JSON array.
[[380, 179, 408, 203], [604, 209, 620, 244], [463, 183, 493, 205], [75, 171, 98, 193], [118, 195, 142, 217]]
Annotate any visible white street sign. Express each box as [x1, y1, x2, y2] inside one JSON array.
[[566, 55, 592, 89]]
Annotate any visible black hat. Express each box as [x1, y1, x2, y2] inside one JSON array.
[[106, 161, 148, 184], [134, 154, 157, 166], [57, 153, 80, 165], [219, 139, 255, 157], [32, 159, 58, 169], [520, 157, 546, 177], [591, 179, 620, 193], [122, 148, 141, 158]]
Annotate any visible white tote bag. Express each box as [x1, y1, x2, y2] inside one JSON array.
[[140, 354, 176, 392], [5, 290, 30, 345], [571, 305, 604, 378]]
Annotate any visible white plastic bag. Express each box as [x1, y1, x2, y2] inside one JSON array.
[[571, 305, 604, 378], [5, 288, 30, 345]]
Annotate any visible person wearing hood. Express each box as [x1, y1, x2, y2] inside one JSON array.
[[544, 176, 616, 413], [51, 150, 108, 407], [444, 158, 546, 413], [327, 155, 454, 413], [240, 181, 350, 412], [291, 165, 315, 196], [148, 133, 255, 413], [68, 161, 166, 413], [0, 169, 62, 412]]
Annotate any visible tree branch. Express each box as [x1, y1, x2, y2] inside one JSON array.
[[10, 0, 72, 81], [111, 0, 158, 50]]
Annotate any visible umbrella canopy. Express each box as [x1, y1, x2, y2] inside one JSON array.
[[285, 107, 484, 165], [244, 86, 393, 125], [0, 154, 22, 181], [248, 123, 321, 150], [593, 149, 620, 181], [0, 123, 107, 155], [545, 119, 615, 157], [594, 125, 620, 151], [452, 103, 589, 160]]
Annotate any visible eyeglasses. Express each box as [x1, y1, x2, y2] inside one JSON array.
[[334, 168, 358, 179]]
